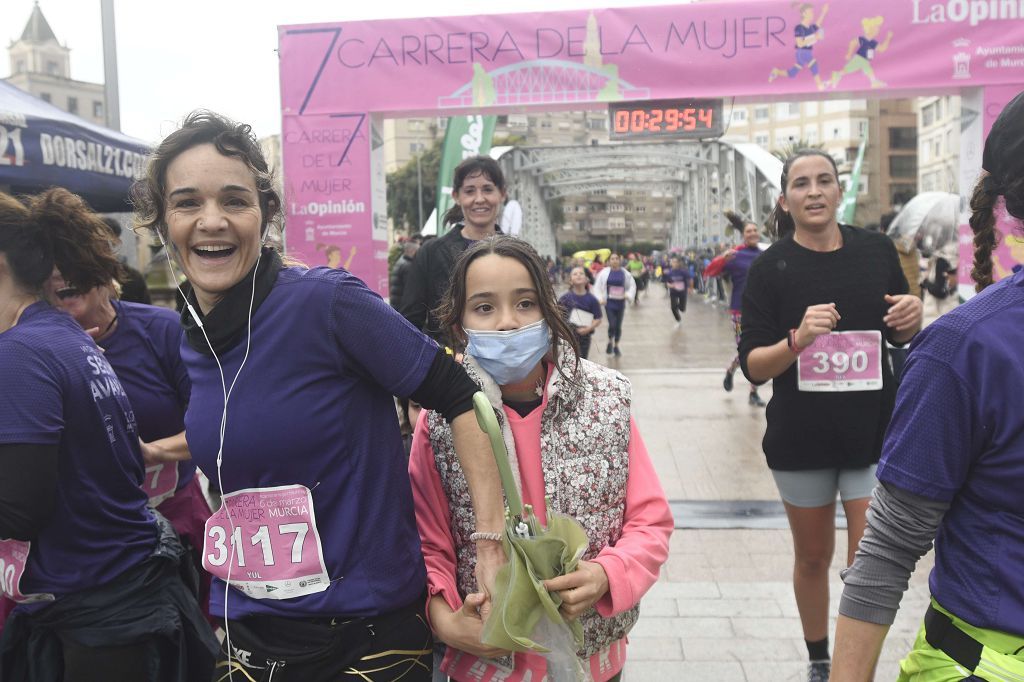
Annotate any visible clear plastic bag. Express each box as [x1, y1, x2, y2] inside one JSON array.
[[532, 614, 591, 682]]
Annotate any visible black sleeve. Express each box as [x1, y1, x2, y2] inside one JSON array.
[[0, 443, 59, 540], [399, 249, 431, 332], [389, 261, 403, 304], [738, 261, 781, 385], [408, 348, 478, 424]]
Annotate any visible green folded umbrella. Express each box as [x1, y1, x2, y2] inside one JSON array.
[[472, 392, 590, 656]]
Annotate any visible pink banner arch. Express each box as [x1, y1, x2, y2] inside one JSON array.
[[279, 0, 1024, 297]]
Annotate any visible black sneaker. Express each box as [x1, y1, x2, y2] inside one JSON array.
[[749, 391, 766, 407], [807, 660, 830, 682], [613, 346, 621, 357], [606, 343, 613, 355], [723, 370, 734, 392]]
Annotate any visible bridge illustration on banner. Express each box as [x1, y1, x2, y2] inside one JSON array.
[[437, 59, 650, 108]]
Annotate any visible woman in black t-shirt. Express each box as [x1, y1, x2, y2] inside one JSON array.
[[738, 150, 923, 682]]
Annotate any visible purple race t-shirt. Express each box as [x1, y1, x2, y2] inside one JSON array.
[[0, 302, 155, 599], [558, 290, 602, 322], [876, 267, 1024, 633], [605, 269, 628, 312], [723, 246, 760, 312], [102, 300, 193, 491], [182, 267, 437, 619], [663, 267, 692, 291]]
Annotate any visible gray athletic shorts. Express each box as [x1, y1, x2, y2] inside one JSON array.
[[771, 465, 878, 508]]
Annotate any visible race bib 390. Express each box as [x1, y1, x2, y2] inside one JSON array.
[[798, 330, 883, 392]]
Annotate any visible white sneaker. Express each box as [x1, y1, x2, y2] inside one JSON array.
[[807, 660, 831, 682], [673, 321, 682, 329]]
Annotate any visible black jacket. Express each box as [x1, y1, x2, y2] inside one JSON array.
[[0, 514, 218, 681], [389, 255, 414, 305], [399, 225, 499, 342]]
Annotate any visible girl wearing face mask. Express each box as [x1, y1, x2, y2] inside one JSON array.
[[408, 235, 672, 682]]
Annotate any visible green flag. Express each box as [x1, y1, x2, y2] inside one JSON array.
[[839, 130, 868, 224], [435, 115, 497, 236]]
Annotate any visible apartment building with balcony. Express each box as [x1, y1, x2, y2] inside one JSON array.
[[917, 96, 960, 194], [724, 98, 918, 225]]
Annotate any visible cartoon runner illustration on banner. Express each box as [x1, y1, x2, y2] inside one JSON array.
[[830, 16, 894, 89], [318, 243, 357, 270], [769, 3, 830, 91]]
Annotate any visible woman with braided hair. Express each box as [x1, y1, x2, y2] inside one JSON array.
[[831, 90, 1024, 681]]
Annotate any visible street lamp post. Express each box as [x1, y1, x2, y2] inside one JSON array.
[[100, 0, 120, 131]]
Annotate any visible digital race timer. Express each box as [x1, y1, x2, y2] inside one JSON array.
[[608, 99, 725, 140]]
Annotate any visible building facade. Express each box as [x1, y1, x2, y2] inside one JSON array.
[[382, 117, 440, 174], [384, 110, 679, 247], [724, 97, 918, 226], [560, 186, 676, 247], [5, 3, 107, 127], [917, 95, 960, 194], [381, 110, 612, 175]]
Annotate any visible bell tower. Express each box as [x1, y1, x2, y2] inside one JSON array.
[[8, 2, 70, 81]]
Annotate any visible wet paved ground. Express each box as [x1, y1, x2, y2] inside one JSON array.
[[578, 283, 935, 681]]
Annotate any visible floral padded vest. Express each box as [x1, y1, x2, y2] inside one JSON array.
[[426, 352, 639, 658]]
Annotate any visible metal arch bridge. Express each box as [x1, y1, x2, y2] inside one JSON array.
[[495, 141, 783, 257], [437, 59, 650, 107]]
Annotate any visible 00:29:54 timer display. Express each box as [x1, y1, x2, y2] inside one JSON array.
[[613, 107, 715, 134]]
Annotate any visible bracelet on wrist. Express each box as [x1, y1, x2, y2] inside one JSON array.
[[469, 531, 503, 543], [788, 328, 808, 354]]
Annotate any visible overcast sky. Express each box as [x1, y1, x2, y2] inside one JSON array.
[[3, 0, 688, 144]]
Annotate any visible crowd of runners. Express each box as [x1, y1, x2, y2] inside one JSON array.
[[1, 90, 1023, 682]]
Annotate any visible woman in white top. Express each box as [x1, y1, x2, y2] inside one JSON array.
[[592, 254, 636, 357]]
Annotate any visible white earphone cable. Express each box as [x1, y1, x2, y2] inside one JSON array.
[[158, 229, 266, 682]]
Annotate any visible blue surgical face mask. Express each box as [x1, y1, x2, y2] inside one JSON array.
[[464, 319, 551, 386]]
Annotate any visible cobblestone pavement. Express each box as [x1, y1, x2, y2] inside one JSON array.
[[581, 283, 936, 681]]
